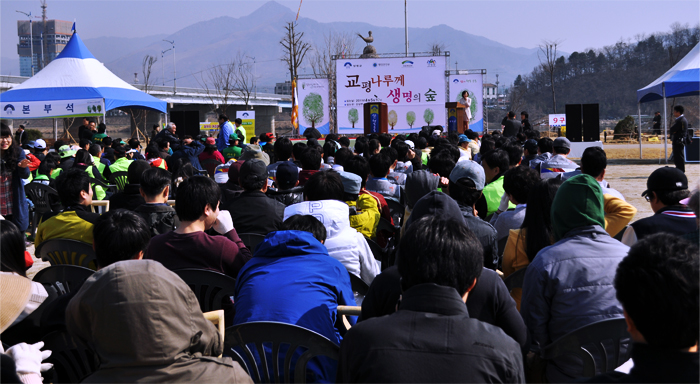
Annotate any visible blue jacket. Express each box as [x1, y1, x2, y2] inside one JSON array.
[[521, 225, 628, 382], [234, 230, 357, 344], [8, 151, 30, 231], [217, 121, 234, 152], [170, 141, 204, 171]]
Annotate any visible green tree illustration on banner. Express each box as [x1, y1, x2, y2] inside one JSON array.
[[348, 108, 359, 128], [302, 92, 324, 128], [388, 110, 398, 130], [424, 108, 434, 127], [406, 111, 416, 128]]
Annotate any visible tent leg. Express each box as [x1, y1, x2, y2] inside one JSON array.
[[663, 85, 668, 163], [637, 104, 642, 159]]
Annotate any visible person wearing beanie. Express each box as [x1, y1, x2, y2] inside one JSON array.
[[340, 170, 380, 240], [266, 161, 304, 206], [520, 174, 629, 383]]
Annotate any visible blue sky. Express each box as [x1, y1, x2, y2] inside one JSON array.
[[1, 0, 699, 61]]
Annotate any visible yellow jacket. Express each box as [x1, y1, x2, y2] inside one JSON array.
[[347, 194, 381, 240]]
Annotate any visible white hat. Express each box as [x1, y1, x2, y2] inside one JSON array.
[[405, 140, 415, 149], [432, 129, 441, 137], [33, 139, 47, 149]]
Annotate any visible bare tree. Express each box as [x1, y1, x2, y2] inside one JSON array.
[[538, 40, 561, 113], [310, 31, 356, 133], [280, 22, 311, 134], [430, 42, 446, 56], [132, 55, 157, 143], [232, 52, 255, 110], [197, 61, 237, 117]]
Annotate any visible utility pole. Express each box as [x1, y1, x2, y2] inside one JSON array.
[[163, 39, 176, 94], [246, 55, 257, 99], [17, 11, 34, 76], [404, 0, 408, 56], [495, 74, 500, 108]]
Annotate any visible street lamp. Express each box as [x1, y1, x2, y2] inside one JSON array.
[[16, 10, 34, 76], [163, 39, 175, 94], [161, 48, 171, 86]]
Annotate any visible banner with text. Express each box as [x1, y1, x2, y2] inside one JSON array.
[[1, 98, 105, 119], [297, 78, 330, 135], [448, 74, 484, 132], [236, 110, 256, 142], [336, 56, 446, 133]]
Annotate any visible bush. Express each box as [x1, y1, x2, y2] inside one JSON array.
[[26, 129, 43, 141], [613, 116, 635, 139]]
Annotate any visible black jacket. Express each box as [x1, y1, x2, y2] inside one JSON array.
[[670, 115, 688, 145], [339, 283, 525, 383], [108, 184, 146, 211], [266, 186, 304, 206], [133, 203, 179, 237], [459, 204, 499, 270], [360, 265, 528, 352], [630, 205, 696, 241], [586, 343, 698, 383], [503, 119, 522, 137], [221, 190, 285, 236], [155, 128, 181, 151]]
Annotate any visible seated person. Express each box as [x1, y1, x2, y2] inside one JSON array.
[[298, 147, 322, 186], [222, 133, 242, 162], [222, 159, 285, 236], [521, 174, 628, 383], [108, 160, 149, 211], [587, 233, 699, 383], [338, 215, 525, 383], [529, 137, 553, 170], [392, 139, 415, 174], [266, 161, 304, 206], [144, 142, 168, 170], [284, 170, 381, 284], [340, 171, 380, 240], [234, 215, 357, 381], [489, 166, 540, 242], [266, 137, 294, 178], [65, 259, 252, 382], [134, 167, 179, 236], [198, 137, 225, 165], [145, 175, 252, 277], [382, 147, 407, 186], [35, 168, 99, 247], [365, 153, 401, 202], [331, 147, 353, 172], [479, 149, 515, 219], [344, 155, 393, 226], [108, 145, 133, 173], [540, 137, 578, 178]]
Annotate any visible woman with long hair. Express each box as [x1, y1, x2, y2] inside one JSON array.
[[502, 178, 563, 310], [0, 124, 31, 231]]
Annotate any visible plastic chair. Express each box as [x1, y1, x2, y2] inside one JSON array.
[[364, 236, 386, 263], [238, 233, 267, 252], [200, 158, 223, 179], [172, 268, 237, 313], [33, 265, 95, 294], [109, 171, 129, 192], [25, 183, 59, 235], [386, 199, 405, 226], [224, 321, 340, 383], [503, 267, 527, 292], [540, 318, 631, 377], [348, 272, 369, 296], [41, 330, 99, 383], [35, 239, 98, 270]]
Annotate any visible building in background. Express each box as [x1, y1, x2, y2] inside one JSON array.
[[484, 83, 497, 105], [17, 19, 72, 77], [275, 80, 292, 95]]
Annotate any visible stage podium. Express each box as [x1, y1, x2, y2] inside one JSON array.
[[445, 102, 467, 133], [363, 102, 388, 134]]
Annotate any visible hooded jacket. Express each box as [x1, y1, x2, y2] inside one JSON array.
[[234, 230, 357, 344], [347, 194, 381, 239], [520, 174, 628, 383], [133, 203, 180, 236], [266, 185, 305, 206], [284, 200, 381, 284], [66, 260, 252, 383]]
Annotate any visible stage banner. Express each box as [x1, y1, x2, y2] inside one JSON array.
[[297, 78, 330, 135], [448, 74, 483, 132], [2, 98, 104, 119], [236, 110, 256, 142], [336, 56, 446, 133]]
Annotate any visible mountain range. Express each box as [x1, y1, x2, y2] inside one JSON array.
[[2, 1, 546, 90]]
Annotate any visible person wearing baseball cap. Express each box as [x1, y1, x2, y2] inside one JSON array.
[[540, 137, 578, 177], [198, 137, 225, 177], [221, 132, 241, 162], [457, 134, 472, 161], [266, 161, 303, 206], [447, 160, 498, 270], [621, 167, 696, 246], [222, 159, 285, 236]]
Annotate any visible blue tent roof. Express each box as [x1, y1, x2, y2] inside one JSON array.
[[0, 32, 166, 116], [637, 44, 700, 103]]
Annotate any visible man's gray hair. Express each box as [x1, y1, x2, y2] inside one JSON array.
[[166, 122, 176, 131]]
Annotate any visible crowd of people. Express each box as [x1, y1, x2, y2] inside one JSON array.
[[0, 112, 697, 383]]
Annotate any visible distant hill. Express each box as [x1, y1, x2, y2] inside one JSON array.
[[96, 1, 544, 89]]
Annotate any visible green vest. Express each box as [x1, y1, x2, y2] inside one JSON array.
[[86, 166, 107, 200], [33, 174, 50, 182], [482, 176, 516, 217], [109, 157, 133, 173], [94, 161, 107, 177], [222, 146, 242, 162], [50, 168, 62, 179], [421, 151, 429, 166]]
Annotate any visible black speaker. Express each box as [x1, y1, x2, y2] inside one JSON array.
[[565, 104, 582, 142], [686, 137, 700, 162], [582, 104, 600, 142], [170, 110, 201, 139]]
